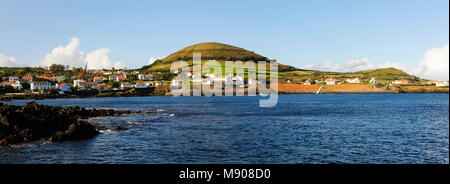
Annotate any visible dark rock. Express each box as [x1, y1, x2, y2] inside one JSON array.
[[0, 101, 138, 146], [111, 126, 128, 131], [49, 121, 99, 142]]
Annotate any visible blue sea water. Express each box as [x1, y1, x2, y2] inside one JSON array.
[[1, 94, 448, 164]]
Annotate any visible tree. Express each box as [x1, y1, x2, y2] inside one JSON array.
[[49, 64, 66, 72]]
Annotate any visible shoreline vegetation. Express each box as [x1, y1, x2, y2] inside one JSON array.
[[0, 101, 140, 146], [1, 84, 448, 101]]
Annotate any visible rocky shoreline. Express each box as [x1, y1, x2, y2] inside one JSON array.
[[0, 101, 138, 146]]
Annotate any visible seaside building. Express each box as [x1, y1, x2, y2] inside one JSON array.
[[134, 83, 148, 88], [370, 77, 379, 84], [436, 81, 449, 87], [0, 81, 22, 90], [120, 83, 133, 89], [22, 76, 33, 83], [9, 76, 19, 82], [138, 74, 153, 80], [346, 78, 360, 84], [93, 76, 107, 83], [392, 80, 408, 85], [325, 78, 337, 85], [73, 80, 85, 87], [78, 82, 99, 90], [56, 83, 72, 94], [30, 81, 53, 91]]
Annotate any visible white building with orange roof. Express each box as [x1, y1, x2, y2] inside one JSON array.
[[56, 83, 71, 93], [436, 81, 449, 87], [325, 78, 337, 85], [1, 81, 22, 90], [22, 76, 33, 82], [9, 76, 19, 82], [138, 74, 153, 80]]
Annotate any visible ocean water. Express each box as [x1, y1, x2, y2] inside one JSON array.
[[1, 94, 448, 164]]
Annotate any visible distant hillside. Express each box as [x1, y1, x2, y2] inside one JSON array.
[[282, 67, 423, 83], [356, 68, 416, 81]]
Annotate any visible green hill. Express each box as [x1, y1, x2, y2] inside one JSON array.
[[142, 42, 298, 72]]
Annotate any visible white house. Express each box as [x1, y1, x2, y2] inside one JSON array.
[[93, 76, 107, 83], [109, 75, 126, 82], [22, 76, 33, 82], [109, 75, 118, 81], [392, 80, 408, 85], [346, 78, 360, 84], [57, 83, 72, 92], [370, 77, 379, 84], [0, 81, 22, 90], [9, 76, 19, 82], [73, 80, 85, 87], [30, 81, 53, 91], [436, 81, 449, 87], [134, 83, 147, 88], [120, 83, 133, 89], [326, 78, 337, 85], [78, 82, 99, 90], [138, 74, 153, 80]]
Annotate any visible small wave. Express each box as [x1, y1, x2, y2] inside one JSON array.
[[127, 121, 142, 125]]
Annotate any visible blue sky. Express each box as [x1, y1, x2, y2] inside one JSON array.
[[0, 0, 448, 79]]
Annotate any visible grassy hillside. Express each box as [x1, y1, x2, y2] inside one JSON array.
[[142, 42, 304, 73]]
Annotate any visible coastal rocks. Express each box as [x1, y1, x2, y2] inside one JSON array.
[[0, 101, 137, 146], [48, 121, 99, 142]]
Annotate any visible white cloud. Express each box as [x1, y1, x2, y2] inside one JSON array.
[[302, 44, 449, 81], [415, 45, 449, 81], [39, 37, 127, 69], [40, 37, 85, 68], [0, 53, 21, 67], [303, 58, 375, 72], [85, 48, 127, 69]]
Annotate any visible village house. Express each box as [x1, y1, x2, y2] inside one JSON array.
[[435, 81, 449, 87], [30, 81, 53, 91], [303, 79, 311, 85], [9, 76, 19, 82], [370, 77, 379, 84], [45, 70, 53, 75], [138, 74, 153, 80], [117, 75, 126, 81], [326, 78, 337, 85], [120, 83, 133, 89], [56, 83, 71, 94], [134, 83, 148, 89], [392, 80, 408, 85], [346, 78, 360, 84], [78, 82, 99, 90], [73, 80, 85, 87], [109, 75, 118, 81], [22, 76, 33, 82], [93, 76, 107, 83], [98, 83, 112, 91], [0, 81, 22, 90]]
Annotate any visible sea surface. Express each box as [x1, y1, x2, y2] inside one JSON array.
[[1, 94, 448, 164]]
